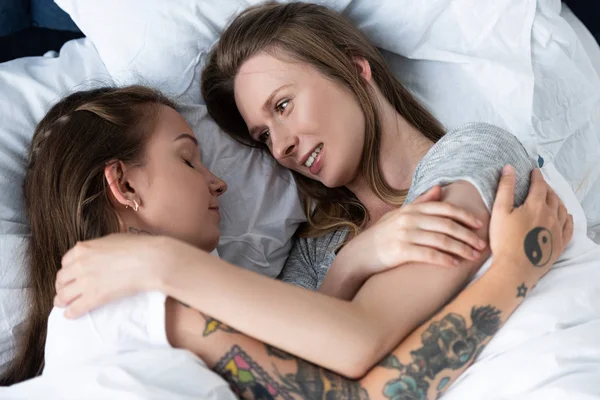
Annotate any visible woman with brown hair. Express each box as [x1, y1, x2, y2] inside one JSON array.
[[40, 4, 575, 400]]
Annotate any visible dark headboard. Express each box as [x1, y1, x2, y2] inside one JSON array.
[[0, 0, 83, 63]]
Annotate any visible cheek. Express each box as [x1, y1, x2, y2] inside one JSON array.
[[145, 173, 209, 227]]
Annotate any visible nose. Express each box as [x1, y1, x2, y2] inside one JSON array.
[[209, 173, 227, 196], [271, 128, 299, 161]]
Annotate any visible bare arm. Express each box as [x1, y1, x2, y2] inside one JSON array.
[[165, 258, 538, 399], [167, 169, 572, 398], [58, 168, 571, 394], [350, 181, 491, 365], [162, 182, 490, 376], [318, 185, 478, 301]]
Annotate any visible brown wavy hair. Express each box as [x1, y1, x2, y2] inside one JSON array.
[[202, 2, 445, 238], [0, 86, 175, 385]]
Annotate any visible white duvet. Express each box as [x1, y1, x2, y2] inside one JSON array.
[[0, 348, 236, 400]]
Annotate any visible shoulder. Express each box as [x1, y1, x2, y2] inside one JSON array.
[[420, 122, 529, 167], [406, 122, 536, 209]]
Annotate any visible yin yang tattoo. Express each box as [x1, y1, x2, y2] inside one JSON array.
[[524, 227, 553, 267]]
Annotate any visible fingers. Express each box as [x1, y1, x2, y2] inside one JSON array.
[[413, 185, 443, 204], [563, 214, 574, 246], [54, 280, 83, 308], [63, 296, 96, 320], [493, 165, 516, 213], [61, 244, 77, 267], [409, 230, 482, 262], [404, 244, 458, 268], [528, 168, 548, 201], [546, 187, 559, 211], [55, 267, 76, 292], [557, 203, 568, 225], [409, 202, 483, 230], [412, 215, 487, 251]]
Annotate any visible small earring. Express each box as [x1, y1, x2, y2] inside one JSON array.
[[125, 200, 139, 212]]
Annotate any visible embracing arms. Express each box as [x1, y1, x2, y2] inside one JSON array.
[[164, 166, 571, 399], [56, 168, 572, 389], [157, 178, 495, 376]]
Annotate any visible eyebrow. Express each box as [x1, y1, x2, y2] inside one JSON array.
[[248, 84, 293, 137], [174, 133, 199, 146]]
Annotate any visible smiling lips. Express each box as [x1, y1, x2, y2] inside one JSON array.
[[303, 143, 323, 168]]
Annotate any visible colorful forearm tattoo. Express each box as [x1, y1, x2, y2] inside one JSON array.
[[214, 344, 369, 400], [209, 305, 500, 400]]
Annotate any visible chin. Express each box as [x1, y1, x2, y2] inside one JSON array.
[[319, 172, 349, 189], [197, 232, 220, 253], [206, 236, 220, 253]]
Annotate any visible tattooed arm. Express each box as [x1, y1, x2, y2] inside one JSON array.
[[56, 168, 570, 389], [166, 298, 370, 400], [165, 169, 572, 399], [162, 168, 571, 400], [162, 180, 493, 377], [165, 254, 563, 400]]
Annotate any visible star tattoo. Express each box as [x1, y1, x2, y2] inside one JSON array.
[[516, 283, 528, 298]]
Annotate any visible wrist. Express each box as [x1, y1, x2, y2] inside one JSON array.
[[148, 236, 181, 293], [488, 254, 540, 287], [336, 244, 370, 285]]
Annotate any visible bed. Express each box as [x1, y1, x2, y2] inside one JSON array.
[[0, 1, 599, 398]]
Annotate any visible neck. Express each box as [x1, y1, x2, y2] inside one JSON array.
[[346, 90, 433, 223]]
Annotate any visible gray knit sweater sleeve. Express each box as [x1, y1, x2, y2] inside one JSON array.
[[280, 122, 536, 289]]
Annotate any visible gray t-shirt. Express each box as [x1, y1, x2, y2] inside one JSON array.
[[279, 122, 536, 290]]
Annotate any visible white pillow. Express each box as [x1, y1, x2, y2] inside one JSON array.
[[0, 38, 112, 373], [57, 0, 600, 236], [55, 0, 539, 152]]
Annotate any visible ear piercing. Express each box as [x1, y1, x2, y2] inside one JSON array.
[[125, 200, 139, 212]]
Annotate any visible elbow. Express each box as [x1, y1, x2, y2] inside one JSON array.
[[329, 331, 388, 380]]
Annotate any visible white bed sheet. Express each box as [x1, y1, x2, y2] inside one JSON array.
[[444, 164, 600, 399], [0, 348, 236, 400]]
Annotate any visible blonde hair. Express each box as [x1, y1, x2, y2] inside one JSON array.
[[202, 2, 445, 238]]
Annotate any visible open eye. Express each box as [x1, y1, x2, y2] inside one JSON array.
[[275, 99, 289, 114], [258, 130, 270, 144]]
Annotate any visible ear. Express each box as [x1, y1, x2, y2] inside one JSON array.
[[104, 161, 141, 210], [354, 57, 372, 83]]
